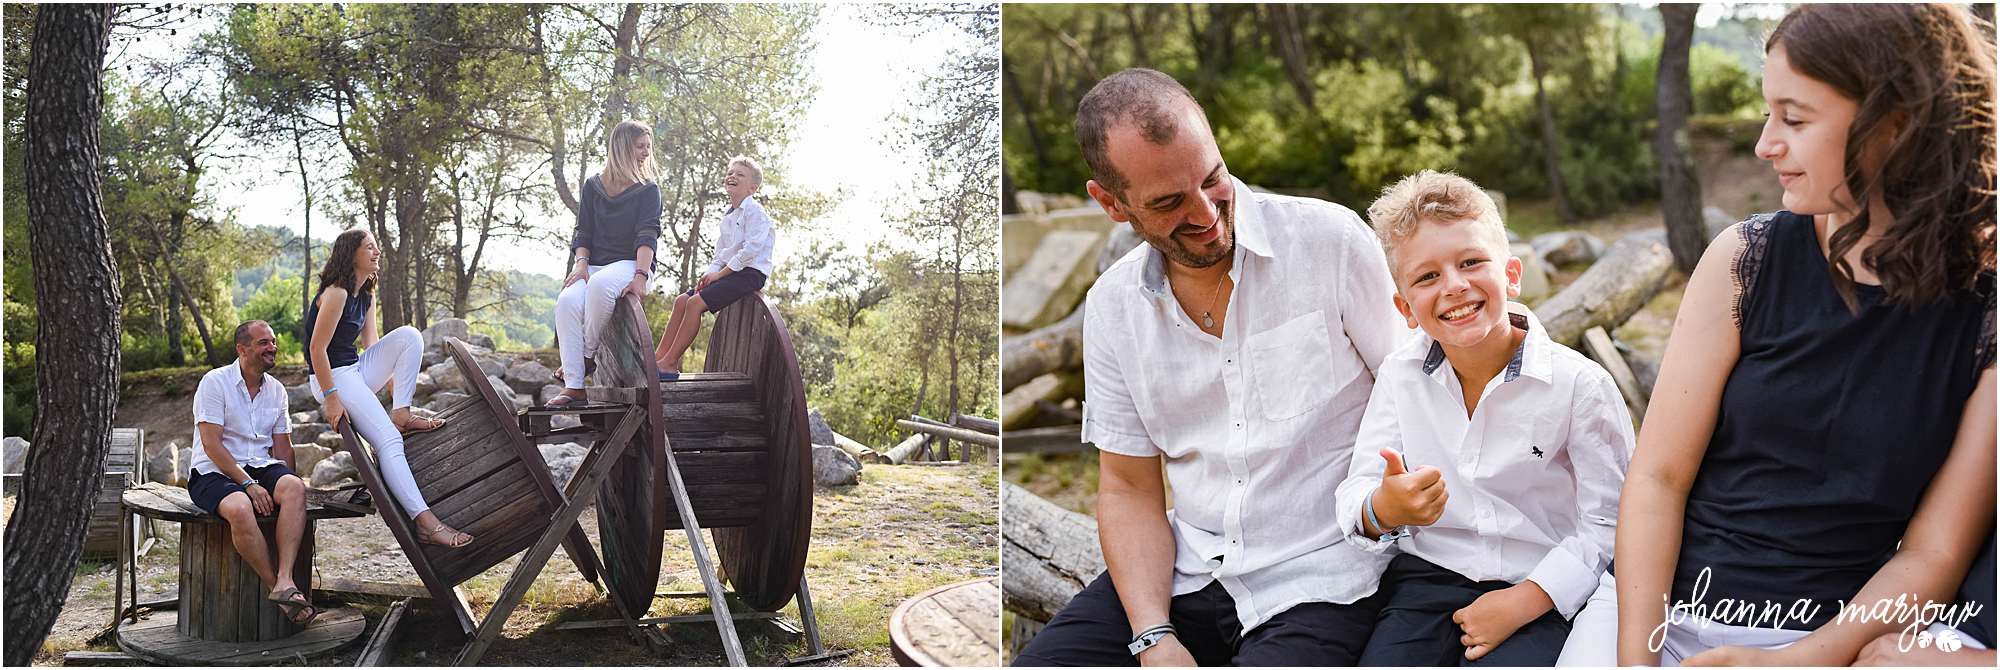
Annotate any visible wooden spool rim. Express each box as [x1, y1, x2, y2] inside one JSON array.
[[706, 293, 814, 612], [887, 577, 1000, 667], [116, 606, 366, 666], [595, 295, 669, 618]]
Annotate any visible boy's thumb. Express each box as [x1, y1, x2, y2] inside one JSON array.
[[1380, 447, 1408, 476]]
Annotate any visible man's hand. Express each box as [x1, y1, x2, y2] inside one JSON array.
[[1853, 630, 1994, 667], [245, 483, 275, 516], [1373, 447, 1447, 530], [1138, 634, 1197, 667], [697, 270, 723, 290], [1454, 581, 1554, 661]]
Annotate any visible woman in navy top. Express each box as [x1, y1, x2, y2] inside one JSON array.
[[549, 119, 661, 406], [1597, 5, 1995, 666], [307, 229, 470, 548]]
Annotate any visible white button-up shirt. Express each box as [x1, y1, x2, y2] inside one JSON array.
[[190, 361, 292, 476], [1081, 176, 1409, 631], [1333, 305, 1633, 618], [706, 194, 776, 276]]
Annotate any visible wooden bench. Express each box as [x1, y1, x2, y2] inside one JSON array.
[[113, 482, 369, 665]]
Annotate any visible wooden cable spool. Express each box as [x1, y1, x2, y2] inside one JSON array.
[[592, 292, 814, 614]]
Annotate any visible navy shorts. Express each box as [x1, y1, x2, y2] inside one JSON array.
[[187, 463, 298, 517], [685, 268, 766, 313]]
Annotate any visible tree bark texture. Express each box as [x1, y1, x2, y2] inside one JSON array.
[[5, 5, 119, 665], [1001, 483, 1104, 622], [1656, 3, 1707, 275], [1527, 38, 1574, 224]]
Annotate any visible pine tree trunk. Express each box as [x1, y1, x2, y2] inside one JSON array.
[[1656, 3, 1707, 274], [1527, 39, 1574, 223], [295, 127, 312, 341], [4, 6, 118, 664], [162, 264, 186, 365], [170, 268, 224, 367]]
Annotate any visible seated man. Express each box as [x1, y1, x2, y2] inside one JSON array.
[[188, 320, 316, 625]]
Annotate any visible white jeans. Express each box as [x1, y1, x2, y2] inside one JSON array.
[[1557, 571, 1811, 666], [310, 325, 431, 517], [553, 260, 648, 390]]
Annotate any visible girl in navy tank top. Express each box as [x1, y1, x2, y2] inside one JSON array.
[[1572, 5, 1996, 666]]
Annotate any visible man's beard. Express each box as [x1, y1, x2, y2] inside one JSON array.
[[1135, 199, 1235, 269]]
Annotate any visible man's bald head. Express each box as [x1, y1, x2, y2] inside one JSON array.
[[1074, 68, 1210, 198]]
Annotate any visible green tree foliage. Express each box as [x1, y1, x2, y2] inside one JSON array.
[[1004, 4, 1764, 221]]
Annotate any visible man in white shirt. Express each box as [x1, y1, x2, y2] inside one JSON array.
[[655, 155, 775, 380], [1013, 68, 1407, 666], [187, 320, 316, 624]]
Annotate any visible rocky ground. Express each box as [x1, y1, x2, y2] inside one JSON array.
[[20, 463, 998, 666]]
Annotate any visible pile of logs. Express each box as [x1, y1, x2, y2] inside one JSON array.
[[879, 414, 1000, 465]]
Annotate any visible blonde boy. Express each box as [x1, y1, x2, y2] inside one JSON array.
[[1333, 170, 1635, 666]]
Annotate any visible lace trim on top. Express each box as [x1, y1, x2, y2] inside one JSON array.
[[1730, 212, 1780, 330]]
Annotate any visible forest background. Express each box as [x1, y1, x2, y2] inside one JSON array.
[[2, 3, 1001, 449]]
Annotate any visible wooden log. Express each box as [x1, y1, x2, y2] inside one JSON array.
[[895, 420, 999, 448], [950, 414, 999, 435], [353, 598, 408, 667], [1581, 327, 1650, 422], [1001, 373, 1080, 430], [828, 431, 883, 464], [1000, 483, 1104, 622], [884, 433, 928, 466], [1003, 230, 1104, 331], [1000, 425, 1091, 455], [1001, 307, 1084, 391], [1538, 229, 1674, 347], [1032, 400, 1082, 425]]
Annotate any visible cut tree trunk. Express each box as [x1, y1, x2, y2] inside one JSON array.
[[1002, 307, 1084, 391], [884, 433, 928, 465], [895, 420, 998, 449], [1656, 3, 1706, 275], [6, 5, 119, 665], [1001, 483, 1104, 622], [1538, 230, 1675, 347], [1001, 373, 1081, 430]]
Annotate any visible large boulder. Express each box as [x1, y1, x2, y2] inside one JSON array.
[[291, 444, 333, 482], [1513, 242, 1553, 304], [539, 385, 566, 406], [505, 361, 556, 395], [311, 451, 357, 488], [474, 355, 508, 380], [423, 318, 472, 349], [468, 333, 496, 351], [145, 440, 181, 485], [292, 423, 330, 442], [426, 361, 466, 393], [551, 414, 582, 431], [485, 376, 518, 404], [538, 443, 587, 487], [427, 391, 471, 412], [286, 383, 317, 412], [412, 372, 437, 399], [813, 445, 861, 487], [1531, 231, 1606, 268], [807, 409, 835, 446], [316, 431, 344, 450], [3, 436, 27, 475]]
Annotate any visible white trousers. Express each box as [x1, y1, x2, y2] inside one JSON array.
[[310, 325, 431, 517], [553, 260, 648, 390], [1557, 571, 1812, 666]]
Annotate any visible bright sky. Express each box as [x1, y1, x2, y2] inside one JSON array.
[[116, 5, 981, 280]]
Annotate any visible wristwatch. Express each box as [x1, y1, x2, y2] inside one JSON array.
[[1128, 623, 1176, 656]]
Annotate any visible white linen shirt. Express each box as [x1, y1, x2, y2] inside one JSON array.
[[1080, 176, 1410, 631], [190, 361, 292, 476], [1332, 304, 1634, 619], [705, 194, 776, 276]]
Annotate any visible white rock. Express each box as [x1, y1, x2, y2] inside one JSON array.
[[144, 440, 180, 485], [3, 436, 28, 475], [423, 319, 472, 349], [808, 409, 835, 446], [311, 451, 357, 488], [813, 445, 861, 487], [413, 372, 437, 399], [286, 383, 317, 412], [290, 410, 321, 425], [539, 385, 566, 405], [551, 414, 582, 431], [291, 444, 333, 482], [505, 361, 556, 395]]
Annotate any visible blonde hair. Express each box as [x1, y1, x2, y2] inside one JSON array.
[[1366, 170, 1509, 268], [727, 155, 763, 187], [602, 120, 657, 187]]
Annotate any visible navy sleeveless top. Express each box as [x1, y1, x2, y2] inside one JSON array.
[[1672, 211, 1995, 629], [304, 288, 371, 369]]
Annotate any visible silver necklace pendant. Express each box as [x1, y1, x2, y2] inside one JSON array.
[[1202, 312, 1215, 329]]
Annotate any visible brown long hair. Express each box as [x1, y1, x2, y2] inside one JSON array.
[[1767, 4, 1997, 308], [317, 228, 376, 298]]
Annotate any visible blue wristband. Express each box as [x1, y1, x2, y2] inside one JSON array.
[[1364, 486, 1391, 536]]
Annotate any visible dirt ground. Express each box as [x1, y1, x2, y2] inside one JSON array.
[[19, 462, 999, 666]]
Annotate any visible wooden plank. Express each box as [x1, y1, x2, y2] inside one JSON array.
[[341, 421, 475, 636], [660, 419, 748, 666], [312, 577, 430, 602], [896, 420, 999, 448], [661, 401, 767, 434], [663, 431, 767, 453], [1581, 326, 1650, 422], [60, 651, 140, 666], [433, 473, 538, 531], [416, 445, 523, 505], [999, 425, 1091, 454], [551, 612, 779, 630], [354, 598, 408, 667], [407, 421, 504, 480], [432, 497, 550, 586], [453, 408, 644, 666]]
